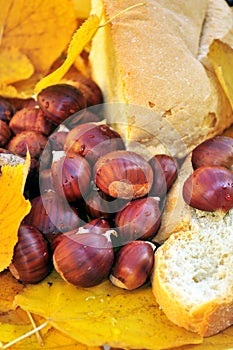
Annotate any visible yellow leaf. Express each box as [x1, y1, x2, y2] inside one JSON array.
[[0, 0, 77, 73], [0, 47, 34, 84], [208, 39, 233, 109], [72, 0, 91, 19], [34, 14, 100, 93], [0, 154, 31, 272], [14, 271, 202, 349]]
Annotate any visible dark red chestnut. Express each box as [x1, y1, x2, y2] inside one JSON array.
[[0, 96, 15, 123], [9, 107, 54, 136], [64, 122, 125, 164], [53, 230, 116, 287], [149, 154, 178, 198], [69, 74, 103, 107], [0, 120, 11, 146], [9, 224, 51, 284], [115, 197, 161, 243], [37, 84, 86, 125], [192, 136, 233, 170], [24, 191, 80, 242], [51, 151, 91, 202], [110, 240, 155, 290], [183, 165, 233, 212], [93, 150, 154, 199]]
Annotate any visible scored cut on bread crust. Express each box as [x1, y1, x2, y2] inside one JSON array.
[[151, 156, 233, 337], [90, 0, 233, 158]]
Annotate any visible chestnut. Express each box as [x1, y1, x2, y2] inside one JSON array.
[[9, 107, 54, 136], [149, 154, 178, 198], [115, 197, 161, 243], [192, 136, 233, 170], [53, 229, 116, 287], [64, 122, 125, 164], [0, 96, 15, 123], [110, 241, 155, 290], [24, 191, 80, 242], [183, 165, 233, 212], [51, 151, 91, 202], [0, 120, 11, 147], [37, 83, 86, 125], [85, 187, 128, 219], [93, 150, 154, 199], [9, 224, 51, 284], [64, 110, 101, 129], [6, 131, 48, 170], [69, 74, 103, 107]]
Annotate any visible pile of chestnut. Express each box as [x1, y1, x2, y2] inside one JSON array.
[[0, 77, 178, 290]]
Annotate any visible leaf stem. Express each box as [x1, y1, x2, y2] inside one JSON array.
[[2, 321, 48, 349], [26, 311, 45, 347]]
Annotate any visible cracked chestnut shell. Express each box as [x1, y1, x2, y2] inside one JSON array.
[[37, 84, 86, 125], [93, 150, 153, 199], [183, 165, 233, 212]]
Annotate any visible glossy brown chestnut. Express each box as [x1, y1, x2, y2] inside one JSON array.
[[93, 150, 154, 199], [24, 191, 80, 242], [37, 84, 86, 125], [192, 136, 233, 170], [85, 188, 128, 219], [115, 197, 161, 243], [53, 230, 116, 287], [9, 107, 54, 136], [69, 74, 103, 107], [0, 120, 11, 147], [149, 154, 178, 198], [6, 131, 47, 170], [9, 224, 51, 284], [64, 122, 125, 164], [110, 240, 155, 290], [183, 165, 233, 212], [51, 151, 91, 202], [0, 96, 15, 123]]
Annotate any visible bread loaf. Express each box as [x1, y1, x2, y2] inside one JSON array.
[[151, 155, 233, 337], [90, 0, 233, 158]]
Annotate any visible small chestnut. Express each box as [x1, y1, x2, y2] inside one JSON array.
[[64, 122, 125, 164], [110, 240, 155, 290], [53, 229, 116, 287], [69, 74, 103, 107], [37, 84, 86, 125], [0, 120, 11, 147], [51, 151, 91, 202], [9, 224, 51, 284], [183, 165, 233, 212], [0, 96, 15, 123], [93, 150, 154, 199], [115, 197, 161, 243], [9, 107, 54, 136], [192, 136, 233, 170], [149, 154, 178, 198], [24, 191, 80, 242]]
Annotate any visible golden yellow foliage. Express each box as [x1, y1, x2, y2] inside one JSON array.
[[0, 154, 31, 272], [0, 0, 77, 74], [72, 0, 91, 19], [34, 15, 100, 93], [0, 48, 34, 85], [208, 39, 233, 109], [14, 271, 203, 349]]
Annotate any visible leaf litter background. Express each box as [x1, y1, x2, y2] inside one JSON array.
[[1, 0, 233, 349]]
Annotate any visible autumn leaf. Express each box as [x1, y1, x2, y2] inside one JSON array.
[[14, 271, 202, 349], [34, 14, 100, 93], [0, 0, 77, 74], [208, 39, 233, 109], [0, 47, 34, 85], [72, 0, 91, 19], [0, 153, 31, 272]]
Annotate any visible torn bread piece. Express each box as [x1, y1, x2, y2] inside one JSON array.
[[90, 0, 233, 158]]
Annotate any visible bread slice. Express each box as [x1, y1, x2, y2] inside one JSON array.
[[90, 0, 233, 158], [151, 156, 233, 337]]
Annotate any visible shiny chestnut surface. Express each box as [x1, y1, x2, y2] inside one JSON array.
[[93, 150, 154, 199], [183, 166, 233, 212]]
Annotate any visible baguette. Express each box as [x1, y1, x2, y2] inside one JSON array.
[[90, 0, 233, 158], [151, 156, 233, 337]]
